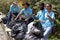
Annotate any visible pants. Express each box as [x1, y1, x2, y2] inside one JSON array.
[[7, 12, 19, 26], [25, 17, 34, 25], [43, 27, 52, 40]]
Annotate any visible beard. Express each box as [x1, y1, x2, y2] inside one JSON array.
[[40, 8, 44, 10]]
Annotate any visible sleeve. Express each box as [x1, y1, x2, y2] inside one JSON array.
[[29, 9, 33, 15], [17, 5, 20, 13], [19, 9, 24, 14], [51, 12, 55, 20], [9, 5, 13, 13], [36, 12, 39, 19]]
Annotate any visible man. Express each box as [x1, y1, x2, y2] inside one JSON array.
[[15, 2, 34, 24], [36, 3, 47, 27], [7, 1, 20, 25], [35, 3, 47, 40]]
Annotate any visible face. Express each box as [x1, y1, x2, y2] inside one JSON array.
[[13, 2, 17, 7], [45, 4, 52, 11], [23, 4, 28, 9], [39, 5, 44, 10]]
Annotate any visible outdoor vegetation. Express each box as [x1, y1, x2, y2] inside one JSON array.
[[0, 0, 60, 40]]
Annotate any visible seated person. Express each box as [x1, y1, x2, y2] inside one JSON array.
[[42, 3, 55, 40], [7, 1, 20, 26], [15, 2, 34, 25]]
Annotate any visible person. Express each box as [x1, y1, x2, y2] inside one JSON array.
[[43, 3, 55, 40], [7, 1, 20, 26], [15, 2, 34, 25], [26, 2, 46, 33], [36, 2, 47, 28]]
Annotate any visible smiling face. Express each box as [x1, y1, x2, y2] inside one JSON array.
[[45, 4, 52, 11]]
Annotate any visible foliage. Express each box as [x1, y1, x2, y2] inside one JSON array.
[[29, 0, 60, 39], [0, 0, 14, 14], [30, 0, 60, 21], [0, 0, 60, 40]]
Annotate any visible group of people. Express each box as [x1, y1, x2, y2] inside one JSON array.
[[7, 1, 55, 40]]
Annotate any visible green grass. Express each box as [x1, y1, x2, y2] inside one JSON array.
[[49, 33, 60, 40]]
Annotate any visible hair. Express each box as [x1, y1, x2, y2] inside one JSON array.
[[22, 2, 30, 6], [46, 3, 52, 7], [39, 2, 45, 7]]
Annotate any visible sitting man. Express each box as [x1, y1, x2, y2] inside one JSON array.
[[15, 2, 34, 25], [7, 1, 20, 26]]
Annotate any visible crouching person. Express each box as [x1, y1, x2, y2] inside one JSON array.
[[24, 22, 44, 40], [7, 1, 20, 26], [15, 2, 34, 25]]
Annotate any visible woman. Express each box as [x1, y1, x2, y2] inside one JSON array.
[[43, 3, 55, 40]]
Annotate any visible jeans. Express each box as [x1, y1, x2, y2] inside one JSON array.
[[43, 27, 52, 40], [7, 12, 19, 26], [25, 17, 34, 25]]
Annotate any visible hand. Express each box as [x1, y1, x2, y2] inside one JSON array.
[[14, 17, 17, 20], [47, 14, 50, 18], [24, 19, 28, 21], [34, 20, 40, 22]]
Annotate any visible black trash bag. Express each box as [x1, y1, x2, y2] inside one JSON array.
[[11, 24, 21, 37], [8, 19, 24, 29], [24, 22, 44, 40], [8, 20, 16, 29], [1, 16, 8, 24], [11, 20, 27, 40], [32, 22, 44, 36]]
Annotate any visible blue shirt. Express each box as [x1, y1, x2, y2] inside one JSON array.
[[10, 4, 20, 13], [36, 9, 47, 26], [43, 11, 55, 29], [20, 7, 33, 18]]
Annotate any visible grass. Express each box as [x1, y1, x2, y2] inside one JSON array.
[[49, 32, 60, 40]]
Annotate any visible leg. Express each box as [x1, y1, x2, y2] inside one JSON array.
[[7, 12, 12, 26], [28, 17, 34, 24], [25, 18, 34, 25], [43, 27, 52, 40]]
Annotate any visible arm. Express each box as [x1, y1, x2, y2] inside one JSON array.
[[35, 12, 45, 22], [15, 9, 24, 20], [27, 9, 33, 19], [10, 5, 16, 18], [26, 14, 33, 20], [15, 13, 22, 20], [47, 12, 55, 22], [12, 13, 16, 18], [17, 5, 20, 13]]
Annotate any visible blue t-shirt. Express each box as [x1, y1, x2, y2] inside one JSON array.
[[10, 4, 20, 13], [43, 11, 55, 30], [20, 7, 33, 18], [36, 9, 47, 26]]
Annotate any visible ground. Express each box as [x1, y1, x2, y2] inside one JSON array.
[[0, 23, 7, 40]]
